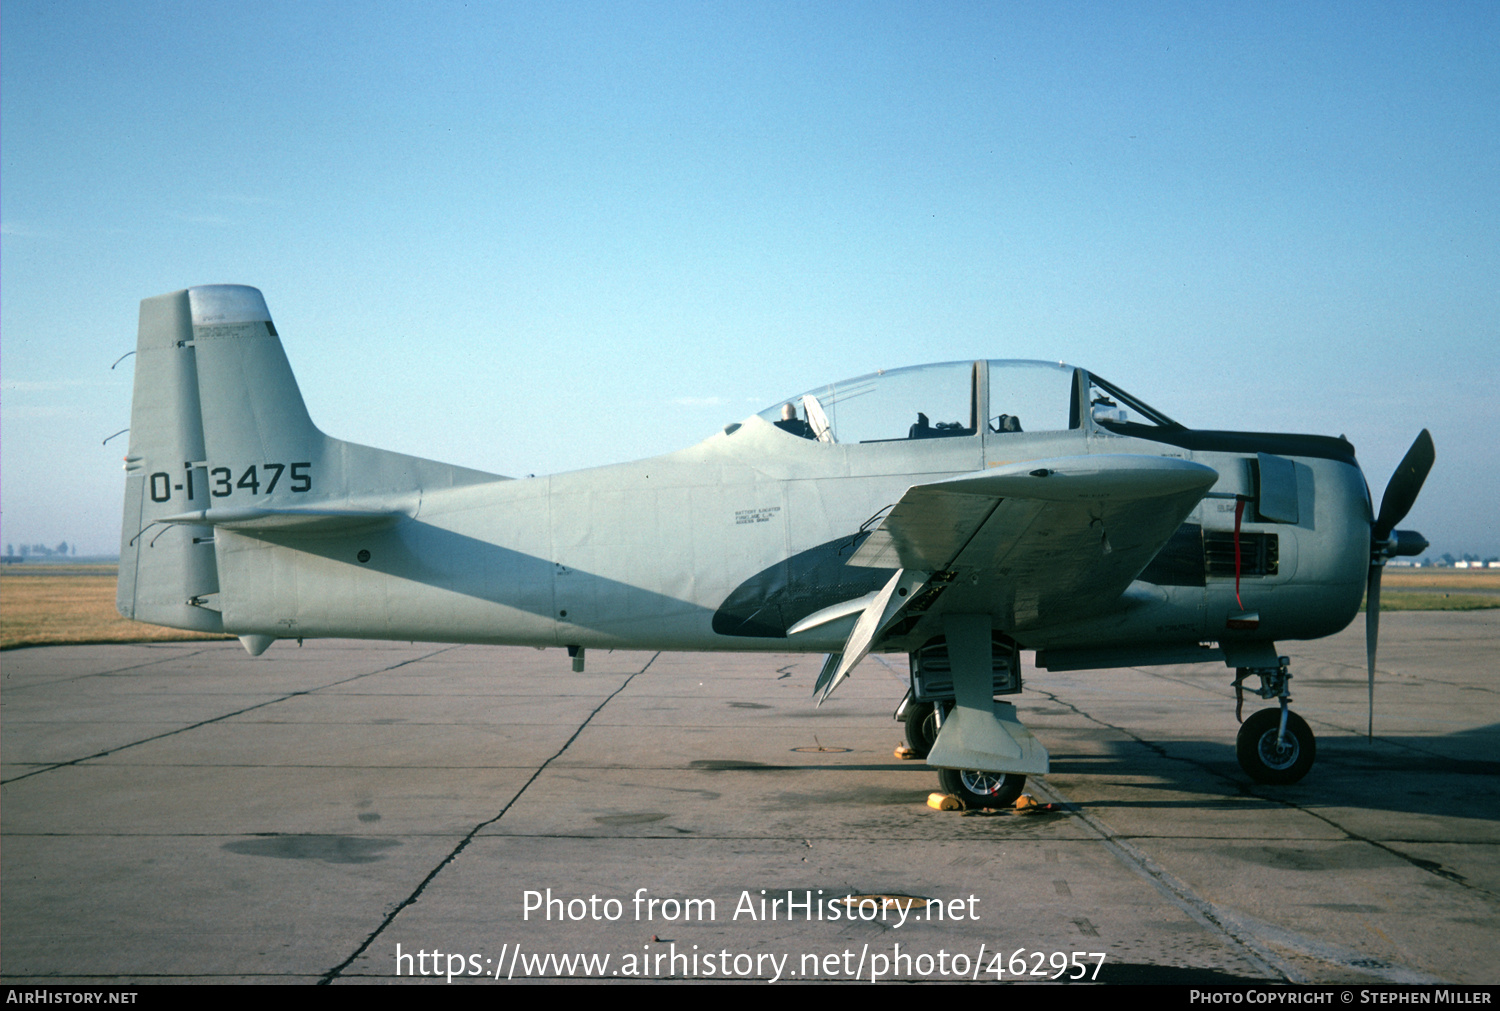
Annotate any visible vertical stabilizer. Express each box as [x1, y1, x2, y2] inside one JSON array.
[[118, 284, 504, 641], [117, 285, 324, 631]]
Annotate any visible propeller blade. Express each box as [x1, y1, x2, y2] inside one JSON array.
[[1366, 430, 1434, 741], [1373, 429, 1435, 542], [1365, 562, 1382, 741]]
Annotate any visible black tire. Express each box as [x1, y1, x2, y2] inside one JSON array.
[[937, 767, 1026, 809], [904, 701, 940, 758], [1236, 708, 1316, 785]]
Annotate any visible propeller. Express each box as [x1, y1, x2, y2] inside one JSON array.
[[1365, 429, 1435, 739]]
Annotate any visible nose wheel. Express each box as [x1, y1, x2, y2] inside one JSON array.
[[1236, 708, 1316, 784]]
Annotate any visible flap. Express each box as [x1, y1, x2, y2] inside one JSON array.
[[817, 569, 929, 703]]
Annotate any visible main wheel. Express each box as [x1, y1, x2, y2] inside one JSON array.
[[937, 767, 1026, 809], [904, 701, 942, 758], [1236, 708, 1316, 784]]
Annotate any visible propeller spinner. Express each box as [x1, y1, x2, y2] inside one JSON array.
[[1366, 429, 1435, 739]]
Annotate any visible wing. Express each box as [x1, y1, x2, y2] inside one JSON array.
[[816, 454, 1217, 700]]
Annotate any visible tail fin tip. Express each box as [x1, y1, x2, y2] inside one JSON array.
[[188, 284, 272, 327]]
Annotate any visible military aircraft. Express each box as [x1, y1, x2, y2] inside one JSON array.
[[117, 285, 1434, 807]]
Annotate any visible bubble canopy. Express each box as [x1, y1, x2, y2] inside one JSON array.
[[757, 360, 1180, 445], [759, 360, 1103, 445]]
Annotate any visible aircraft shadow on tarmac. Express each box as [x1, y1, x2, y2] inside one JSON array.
[[1043, 724, 1500, 822]]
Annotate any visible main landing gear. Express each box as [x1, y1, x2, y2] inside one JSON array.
[[897, 618, 1049, 809], [899, 698, 1030, 809], [903, 699, 943, 758], [937, 767, 1028, 809], [1233, 658, 1316, 784]]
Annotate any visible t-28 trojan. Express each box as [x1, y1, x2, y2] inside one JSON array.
[[118, 285, 1434, 806]]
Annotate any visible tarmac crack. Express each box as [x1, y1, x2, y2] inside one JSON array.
[[1031, 773, 1451, 984], [1024, 776, 1295, 982], [0, 645, 225, 691], [1030, 689, 1482, 980], [0, 645, 463, 785], [317, 651, 661, 985], [1278, 649, 1499, 698], [1034, 684, 1497, 900]]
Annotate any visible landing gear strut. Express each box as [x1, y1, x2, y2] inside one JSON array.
[[1232, 658, 1316, 784]]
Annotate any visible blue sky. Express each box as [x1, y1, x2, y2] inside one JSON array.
[[3, 1, 1496, 556]]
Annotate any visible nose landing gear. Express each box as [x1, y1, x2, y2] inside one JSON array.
[[1233, 658, 1316, 784]]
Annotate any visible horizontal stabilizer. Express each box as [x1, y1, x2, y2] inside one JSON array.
[[156, 504, 407, 533], [118, 285, 503, 635]]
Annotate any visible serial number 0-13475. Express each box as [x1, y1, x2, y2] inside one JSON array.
[[148, 463, 312, 503]]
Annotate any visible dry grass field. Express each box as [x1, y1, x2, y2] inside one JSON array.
[[1, 564, 1495, 651], [1383, 568, 1500, 590], [1, 565, 231, 650], [1375, 568, 1500, 611]]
